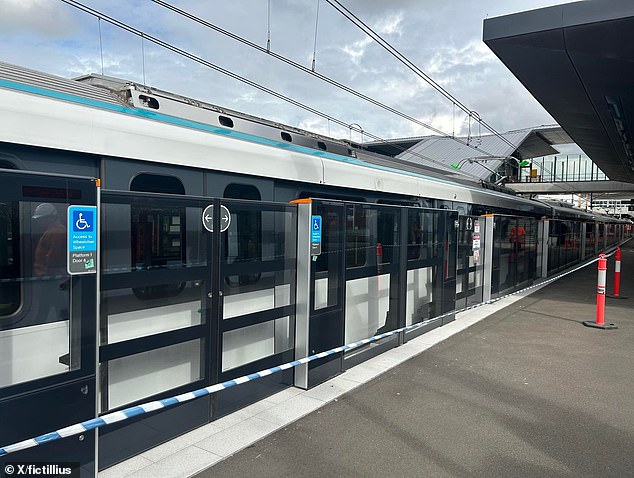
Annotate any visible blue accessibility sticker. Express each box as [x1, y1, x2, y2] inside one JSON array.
[[311, 215, 322, 244], [67, 205, 98, 275]]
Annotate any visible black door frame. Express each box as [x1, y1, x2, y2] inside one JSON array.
[[0, 170, 98, 477], [212, 198, 298, 417]]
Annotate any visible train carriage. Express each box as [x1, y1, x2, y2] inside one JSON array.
[[0, 62, 630, 475]]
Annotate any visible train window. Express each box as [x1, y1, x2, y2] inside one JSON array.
[[138, 95, 159, 110], [130, 174, 185, 298], [0, 160, 17, 169], [454, 204, 467, 215], [297, 192, 366, 203], [281, 132, 292, 142], [317, 142, 327, 151], [219, 115, 234, 128], [0, 202, 20, 317], [345, 206, 399, 267], [224, 183, 260, 201], [130, 173, 185, 194], [377, 200, 417, 207], [224, 184, 261, 287]]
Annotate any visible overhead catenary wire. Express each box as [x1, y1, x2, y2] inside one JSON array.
[[324, 0, 523, 154], [327, 0, 555, 179], [146, 0, 509, 161], [147, 0, 556, 181], [59, 0, 472, 175]]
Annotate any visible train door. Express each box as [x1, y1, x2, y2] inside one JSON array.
[[0, 170, 98, 476], [213, 198, 298, 416], [456, 215, 485, 310], [98, 191, 212, 469], [342, 203, 404, 367]]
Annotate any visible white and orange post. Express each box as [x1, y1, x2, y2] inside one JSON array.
[[583, 253, 618, 329], [608, 247, 627, 299], [613, 247, 621, 297], [597, 254, 607, 325]]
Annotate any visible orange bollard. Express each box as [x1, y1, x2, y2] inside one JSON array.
[[614, 247, 621, 296], [607, 247, 627, 299], [584, 254, 617, 329]]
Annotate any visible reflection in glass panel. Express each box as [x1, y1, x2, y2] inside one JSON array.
[[493, 216, 537, 295], [345, 274, 390, 343], [223, 186, 261, 284], [102, 201, 206, 280], [101, 203, 132, 273], [346, 205, 368, 268], [314, 204, 342, 309], [0, 201, 75, 388], [585, 223, 596, 258], [377, 209, 397, 265], [224, 207, 262, 287], [407, 209, 423, 260], [129, 175, 187, 300], [102, 282, 203, 344], [345, 206, 400, 268], [223, 279, 291, 319], [405, 267, 433, 326], [410, 211, 438, 261], [0, 201, 20, 316], [105, 339, 202, 410], [131, 205, 184, 269], [222, 316, 293, 371], [548, 219, 583, 273], [0, 321, 71, 388]]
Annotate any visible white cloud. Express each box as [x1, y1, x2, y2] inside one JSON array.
[[0, 0, 78, 37], [376, 12, 404, 36], [341, 36, 373, 64]]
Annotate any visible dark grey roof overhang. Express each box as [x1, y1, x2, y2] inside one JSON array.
[[483, 0, 634, 183]]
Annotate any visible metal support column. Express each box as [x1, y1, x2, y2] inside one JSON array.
[[540, 219, 550, 278], [580, 222, 587, 261], [482, 215, 494, 302], [294, 202, 311, 389]]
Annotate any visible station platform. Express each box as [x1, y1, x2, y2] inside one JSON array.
[[101, 243, 634, 478]]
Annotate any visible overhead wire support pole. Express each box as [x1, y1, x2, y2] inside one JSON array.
[[141, 32, 146, 85], [312, 0, 320, 72], [98, 17, 104, 75], [267, 0, 271, 51]]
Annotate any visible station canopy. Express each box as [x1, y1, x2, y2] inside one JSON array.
[[483, 0, 634, 184], [364, 125, 572, 182]]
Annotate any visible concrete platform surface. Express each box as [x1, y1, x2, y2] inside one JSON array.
[[193, 245, 634, 478]]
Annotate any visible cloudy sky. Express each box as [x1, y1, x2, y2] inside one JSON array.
[[0, 0, 573, 143]]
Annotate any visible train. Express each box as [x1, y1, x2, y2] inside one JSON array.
[[0, 61, 630, 475]]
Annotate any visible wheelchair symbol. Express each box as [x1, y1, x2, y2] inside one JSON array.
[[75, 213, 90, 230]]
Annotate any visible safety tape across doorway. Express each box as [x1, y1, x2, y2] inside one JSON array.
[[0, 244, 627, 457]]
